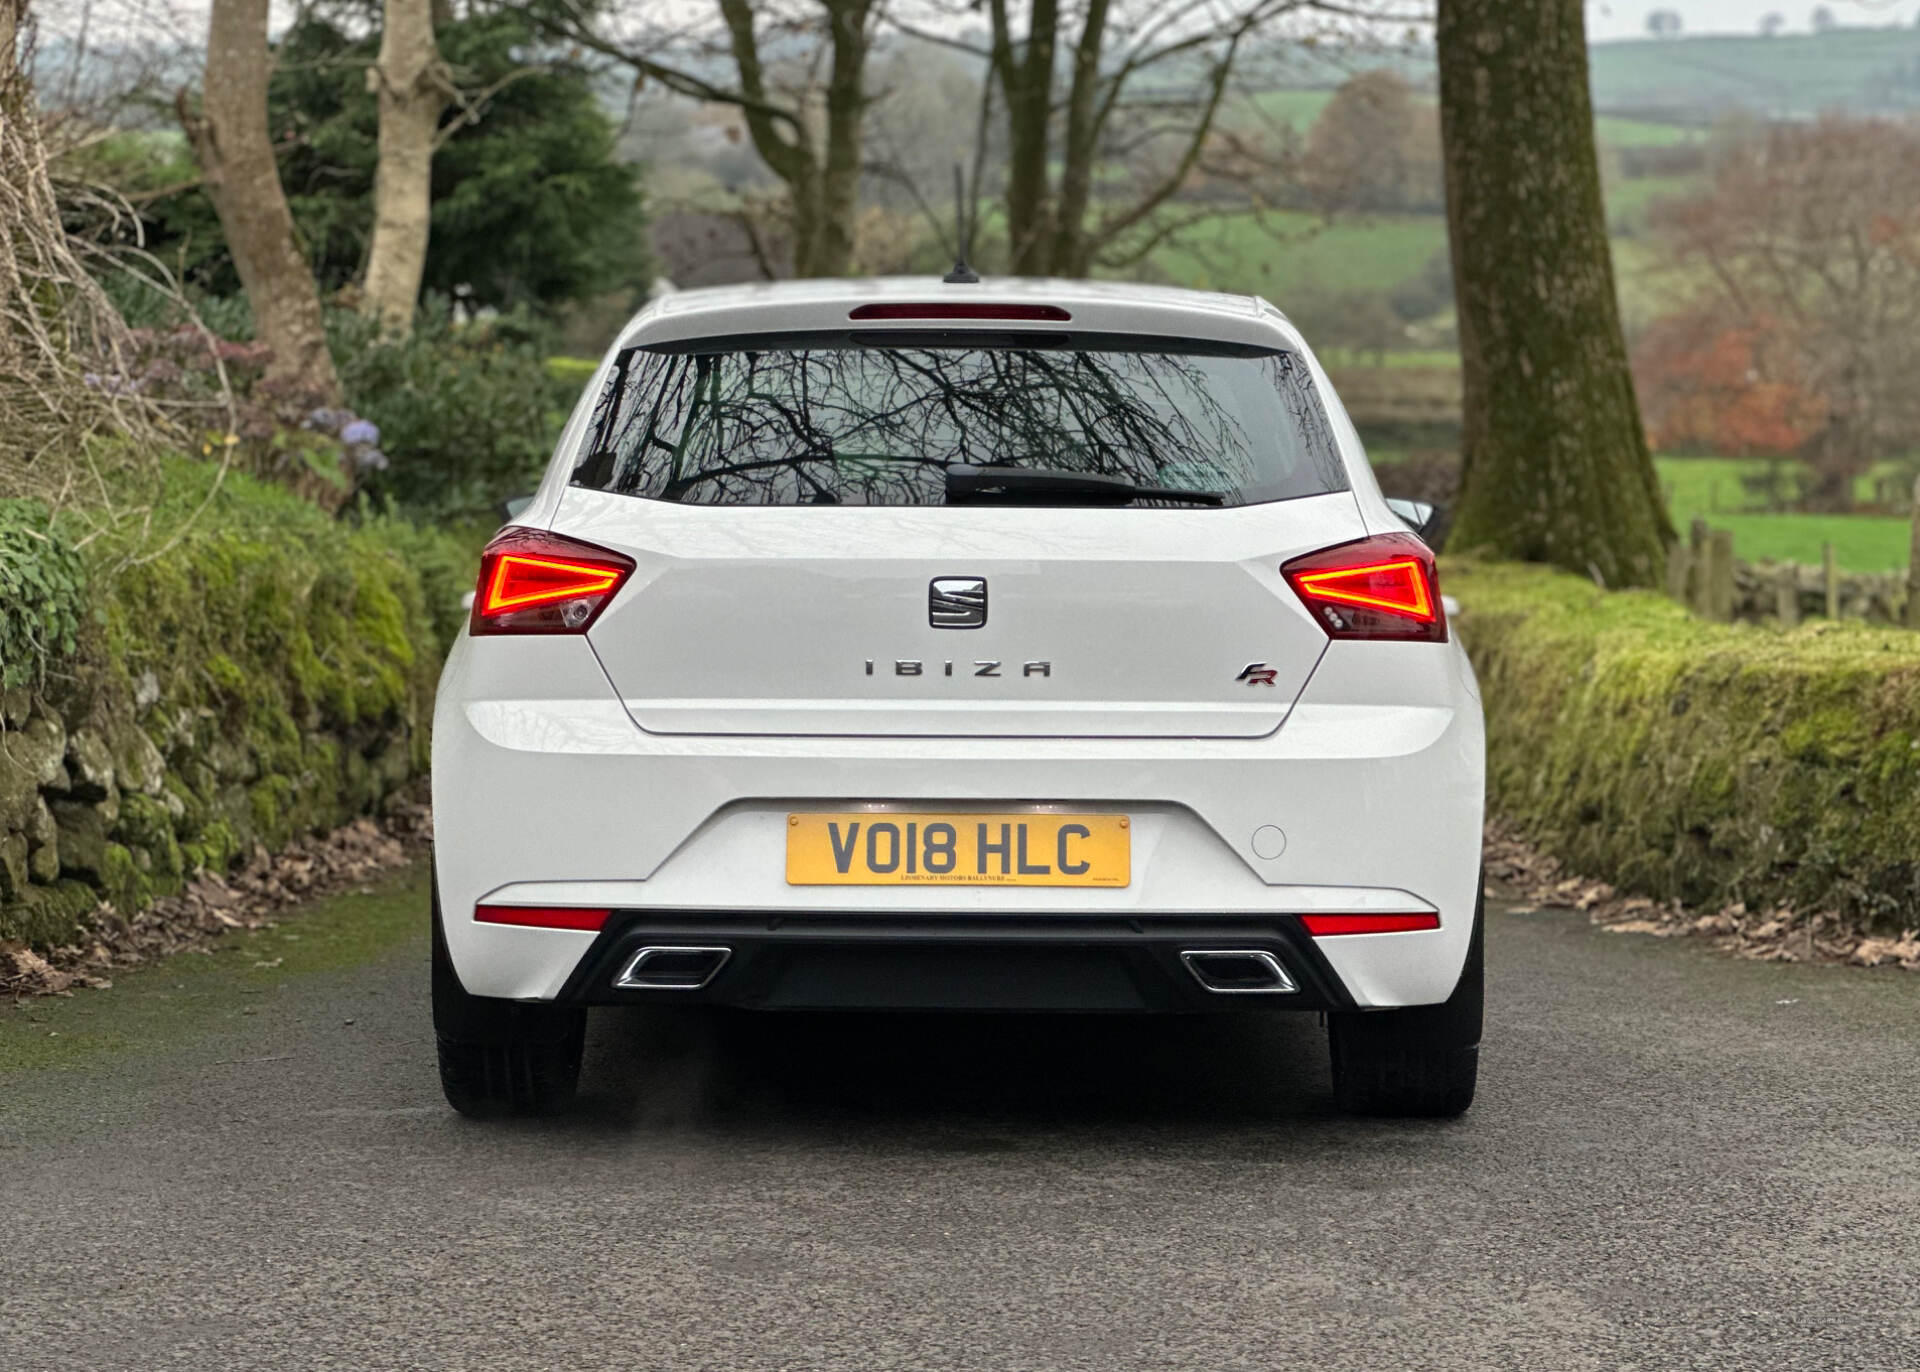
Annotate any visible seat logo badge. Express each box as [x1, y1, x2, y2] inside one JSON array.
[[1236, 663, 1278, 687], [930, 577, 987, 629]]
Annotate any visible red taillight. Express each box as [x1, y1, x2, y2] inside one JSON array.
[[475, 905, 610, 932], [471, 527, 634, 636], [847, 302, 1071, 322], [1300, 913, 1441, 936], [1282, 533, 1446, 642]]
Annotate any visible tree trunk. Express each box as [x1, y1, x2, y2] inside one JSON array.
[[811, 0, 871, 278], [1436, 0, 1670, 586], [717, 0, 821, 277], [991, 0, 1057, 275], [1047, 0, 1110, 277], [182, 0, 340, 399], [362, 0, 448, 337], [788, 177, 824, 278]]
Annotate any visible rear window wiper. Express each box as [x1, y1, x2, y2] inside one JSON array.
[[944, 463, 1225, 506]]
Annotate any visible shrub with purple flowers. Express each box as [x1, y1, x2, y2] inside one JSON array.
[[109, 328, 385, 509]]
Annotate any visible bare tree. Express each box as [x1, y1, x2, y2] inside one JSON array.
[[893, 0, 1405, 278], [547, 0, 880, 278], [2, 0, 161, 480], [1300, 69, 1442, 214], [362, 0, 452, 336], [177, 0, 339, 398], [1651, 118, 1920, 504]]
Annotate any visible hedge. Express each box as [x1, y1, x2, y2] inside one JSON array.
[[0, 460, 475, 946], [1448, 558, 1920, 932]]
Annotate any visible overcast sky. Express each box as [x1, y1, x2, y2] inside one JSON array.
[[32, 0, 1920, 57], [1585, 0, 1919, 39]]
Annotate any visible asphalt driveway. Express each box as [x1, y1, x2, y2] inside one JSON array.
[[2, 867, 1915, 1370]]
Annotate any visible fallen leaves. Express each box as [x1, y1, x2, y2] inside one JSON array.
[[1483, 820, 1920, 972], [1851, 935, 1920, 968], [2, 799, 429, 1001]]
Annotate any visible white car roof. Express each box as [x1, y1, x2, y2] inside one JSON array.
[[617, 276, 1304, 353]]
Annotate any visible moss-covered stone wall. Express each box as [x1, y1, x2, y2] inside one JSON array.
[[0, 464, 472, 948], [1449, 558, 1920, 931]]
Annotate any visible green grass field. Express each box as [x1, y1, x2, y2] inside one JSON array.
[[1654, 457, 1914, 572], [1241, 28, 1920, 125], [1245, 90, 1711, 150], [1244, 88, 1336, 129], [1663, 510, 1912, 572], [1139, 210, 1447, 296], [1586, 28, 1920, 119], [1136, 144, 1698, 305], [1603, 173, 1706, 230], [1593, 115, 1702, 148]]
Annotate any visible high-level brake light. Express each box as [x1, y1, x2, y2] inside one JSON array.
[[1300, 913, 1442, 936], [1282, 533, 1446, 642], [470, 527, 634, 637], [847, 303, 1072, 322]]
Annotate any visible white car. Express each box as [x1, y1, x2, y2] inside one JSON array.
[[430, 277, 1485, 1119]]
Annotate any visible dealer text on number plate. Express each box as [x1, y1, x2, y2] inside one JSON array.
[[786, 812, 1131, 887]]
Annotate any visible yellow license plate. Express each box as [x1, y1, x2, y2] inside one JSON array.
[[786, 812, 1130, 887]]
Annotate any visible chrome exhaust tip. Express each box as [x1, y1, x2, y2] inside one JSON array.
[[615, 945, 733, 990], [1179, 949, 1298, 995]]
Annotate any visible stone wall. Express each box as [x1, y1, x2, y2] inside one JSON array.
[[0, 469, 466, 949], [1731, 561, 1908, 626]]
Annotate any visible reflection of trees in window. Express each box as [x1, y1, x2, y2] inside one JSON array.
[[578, 345, 1345, 507]]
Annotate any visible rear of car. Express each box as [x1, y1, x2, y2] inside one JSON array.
[[431, 279, 1485, 1119]]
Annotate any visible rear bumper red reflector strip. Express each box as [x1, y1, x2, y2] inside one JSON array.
[[475, 905, 610, 932], [1300, 913, 1441, 936]]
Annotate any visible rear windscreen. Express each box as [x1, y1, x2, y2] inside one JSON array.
[[572, 335, 1348, 508]]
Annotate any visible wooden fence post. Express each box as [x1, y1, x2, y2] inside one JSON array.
[[1906, 476, 1920, 631], [1666, 543, 1692, 604], [1776, 564, 1800, 627], [1707, 529, 1736, 623], [1823, 542, 1840, 620], [1689, 519, 1712, 617]]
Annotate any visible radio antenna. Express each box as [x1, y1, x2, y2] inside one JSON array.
[[943, 162, 980, 284]]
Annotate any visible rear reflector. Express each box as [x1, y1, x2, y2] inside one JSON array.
[[475, 905, 610, 932], [1300, 913, 1441, 936], [1282, 533, 1446, 643], [471, 527, 634, 637], [847, 302, 1071, 322]]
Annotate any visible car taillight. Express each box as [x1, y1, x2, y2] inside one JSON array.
[[1282, 533, 1446, 642], [470, 527, 634, 637], [1300, 913, 1441, 936]]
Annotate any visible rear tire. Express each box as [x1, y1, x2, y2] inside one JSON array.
[[1327, 884, 1483, 1118], [432, 875, 585, 1119]]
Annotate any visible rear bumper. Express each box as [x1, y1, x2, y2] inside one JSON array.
[[431, 632, 1485, 1009], [554, 912, 1357, 1013]]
